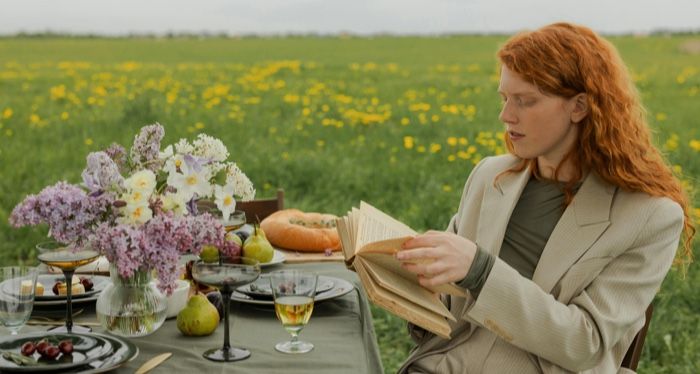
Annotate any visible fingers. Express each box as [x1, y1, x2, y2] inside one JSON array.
[[395, 247, 435, 261]]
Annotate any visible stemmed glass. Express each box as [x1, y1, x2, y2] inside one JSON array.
[[36, 241, 100, 333], [270, 270, 318, 354], [223, 210, 246, 232], [192, 257, 261, 362], [0, 266, 38, 335]]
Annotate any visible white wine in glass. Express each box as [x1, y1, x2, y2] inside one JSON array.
[[270, 270, 318, 354], [36, 241, 99, 333]]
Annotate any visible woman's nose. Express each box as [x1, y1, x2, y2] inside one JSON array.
[[499, 102, 516, 124]]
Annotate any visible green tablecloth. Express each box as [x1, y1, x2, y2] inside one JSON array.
[[25, 263, 384, 374]]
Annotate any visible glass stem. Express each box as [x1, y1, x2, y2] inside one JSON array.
[[221, 288, 232, 351], [65, 269, 74, 333]]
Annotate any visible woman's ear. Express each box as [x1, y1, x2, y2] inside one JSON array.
[[570, 93, 589, 124]]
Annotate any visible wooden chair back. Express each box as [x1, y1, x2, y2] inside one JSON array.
[[621, 304, 654, 371], [237, 189, 284, 224]]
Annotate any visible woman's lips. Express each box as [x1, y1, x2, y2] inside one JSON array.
[[508, 131, 524, 141]]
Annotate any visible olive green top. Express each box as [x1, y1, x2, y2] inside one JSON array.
[[460, 177, 579, 294]]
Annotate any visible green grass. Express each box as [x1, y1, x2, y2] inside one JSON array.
[[1, 35, 699, 373]]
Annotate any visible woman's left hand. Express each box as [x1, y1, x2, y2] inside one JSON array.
[[397, 230, 477, 287]]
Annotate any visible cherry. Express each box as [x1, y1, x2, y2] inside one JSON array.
[[79, 277, 94, 291], [35, 339, 50, 355]]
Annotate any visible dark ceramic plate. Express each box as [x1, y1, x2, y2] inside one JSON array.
[[236, 274, 334, 299], [0, 332, 112, 372]]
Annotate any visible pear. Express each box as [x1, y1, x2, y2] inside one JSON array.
[[242, 225, 274, 263], [176, 293, 220, 336], [199, 245, 219, 263]]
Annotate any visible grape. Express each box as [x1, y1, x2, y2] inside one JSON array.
[[235, 231, 249, 243], [79, 277, 94, 291], [35, 339, 49, 355], [43, 346, 60, 360], [58, 340, 73, 355], [20, 342, 36, 356]]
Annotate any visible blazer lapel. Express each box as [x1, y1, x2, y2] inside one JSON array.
[[476, 167, 531, 257], [531, 172, 615, 293]]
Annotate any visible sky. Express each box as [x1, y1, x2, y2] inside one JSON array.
[[1, 0, 699, 36]]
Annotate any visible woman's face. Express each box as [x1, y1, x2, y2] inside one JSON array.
[[498, 66, 580, 173]]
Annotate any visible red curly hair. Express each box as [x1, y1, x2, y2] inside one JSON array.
[[497, 22, 694, 265]]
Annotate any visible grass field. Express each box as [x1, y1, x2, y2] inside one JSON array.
[[1, 35, 699, 373]]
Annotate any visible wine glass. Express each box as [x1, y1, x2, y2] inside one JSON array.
[[36, 241, 100, 333], [0, 266, 38, 335], [192, 257, 261, 362], [270, 270, 318, 354], [223, 210, 246, 232]]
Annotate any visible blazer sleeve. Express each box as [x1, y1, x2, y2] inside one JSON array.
[[463, 198, 684, 371]]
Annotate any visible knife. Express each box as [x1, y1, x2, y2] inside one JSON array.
[[135, 352, 172, 374]]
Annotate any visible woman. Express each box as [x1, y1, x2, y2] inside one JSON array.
[[396, 23, 694, 373]]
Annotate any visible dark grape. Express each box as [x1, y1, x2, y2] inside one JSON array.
[[79, 277, 94, 291], [206, 291, 225, 320], [35, 339, 49, 355], [52, 282, 61, 295], [235, 231, 249, 243], [20, 342, 36, 356], [43, 346, 61, 360], [58, 340, 73, 355]]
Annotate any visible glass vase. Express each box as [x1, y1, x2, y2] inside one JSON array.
[[96, 265, 167, 337]]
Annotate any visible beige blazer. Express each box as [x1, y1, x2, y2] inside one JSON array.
[[399, 155, 683, 374]]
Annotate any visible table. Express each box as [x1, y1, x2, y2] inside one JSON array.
[[24, 263, 384, 374]]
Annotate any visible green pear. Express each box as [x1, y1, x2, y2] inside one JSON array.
[[199, 245, 219, 263], [242, 225, 274, 263], [176, 293, 220, 336]]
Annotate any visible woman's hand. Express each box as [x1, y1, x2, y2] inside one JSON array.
[[397, 230, 477, 287]]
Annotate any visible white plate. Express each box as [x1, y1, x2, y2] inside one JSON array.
[[230, 275, 354, 306], [259, 249, 285, 268], [32, 276, 110, 306]]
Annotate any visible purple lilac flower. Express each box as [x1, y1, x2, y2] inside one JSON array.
[[10, 182, 113, 246], [91, 222, 143, 278], [130, 123, 164, 171], [104, 143, 128, 172], [81, 151, 125, 192]]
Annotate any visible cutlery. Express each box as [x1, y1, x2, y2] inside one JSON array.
[[135, 352, 172, 374], [26, 320, 101, 327]]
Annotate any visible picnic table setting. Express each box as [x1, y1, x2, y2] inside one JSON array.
[[0, 124, 383, 373]]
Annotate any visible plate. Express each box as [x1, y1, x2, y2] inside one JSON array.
[[0, 332, 113, 372], [230, 275, 354, 306], [34, 275, 108, 301], [72, 333, 138, 373], [258, 249, 285, 268], [32, 276, 110, 307], [236, 274, 335, 300]]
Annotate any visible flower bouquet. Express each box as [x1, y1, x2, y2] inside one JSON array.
[[10, 124, 255, 336]]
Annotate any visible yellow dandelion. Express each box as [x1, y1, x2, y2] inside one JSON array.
[[401, 117, 410, 126], [29, 114, 41, 124], [61, 112, 69, 120], [85, 138, 93, 146], [689, 140, 700, 152], [447, 137, 457, 146], [430, 143, 442, 153], [195, 122, 205, 129], [403, 136, 414, 149], [417, 145, 426, 153], [447, 154, 457, 162], [316, 140, 325, 147], [459, 137, 468, 145], [431, 114, 440, 122], [655, 112, 667, 122], [2, 108, 13, 119], [302, 108, 311, 116]]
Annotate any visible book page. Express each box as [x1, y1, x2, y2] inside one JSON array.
[[354, 259, 452, 339], [358, 256, 454, 320], [356, 201, 416, 251]]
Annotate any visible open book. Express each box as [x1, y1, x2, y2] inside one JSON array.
[[336, 201, 466, 339]]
